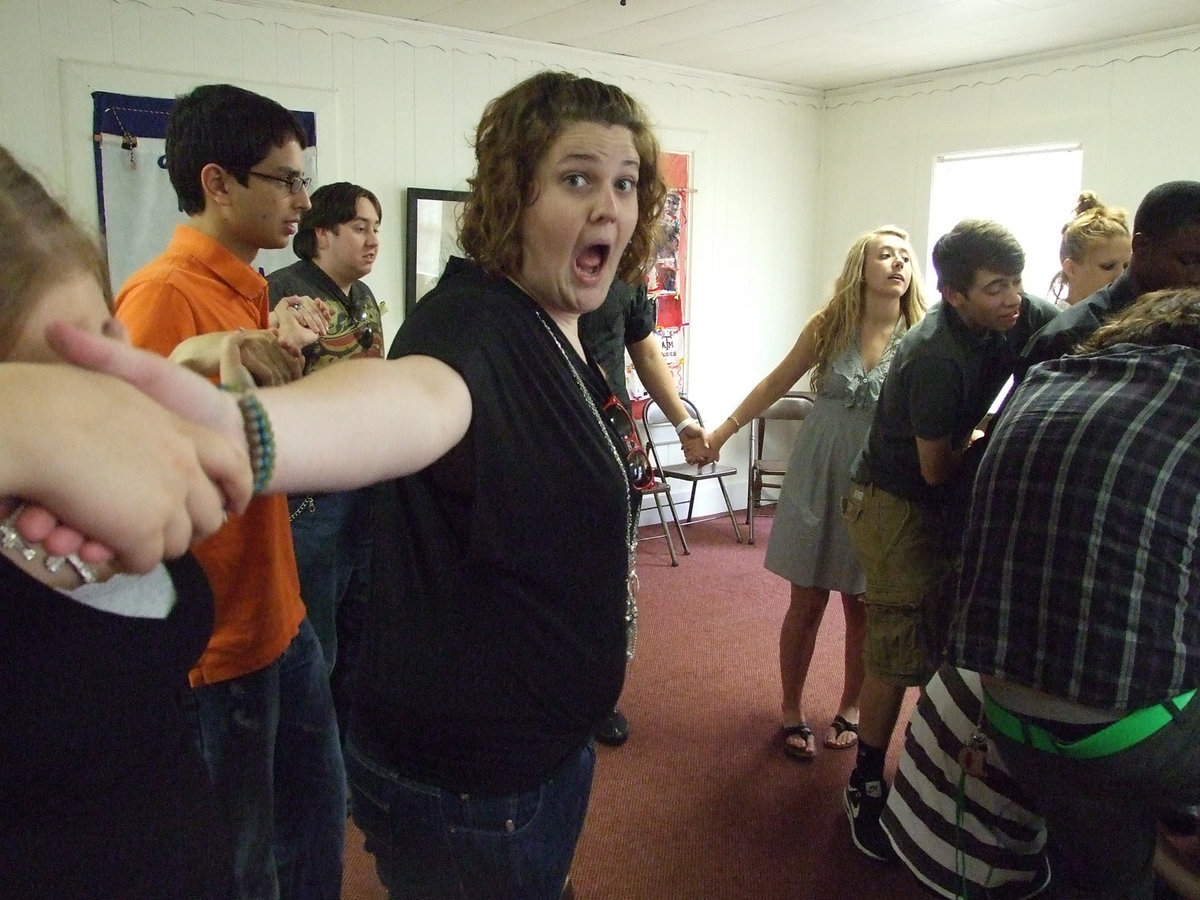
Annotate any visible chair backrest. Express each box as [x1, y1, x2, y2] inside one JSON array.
[[751, 391, 813, 463]]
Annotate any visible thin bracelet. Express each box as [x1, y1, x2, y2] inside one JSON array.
[[727, 414, 743, 430]]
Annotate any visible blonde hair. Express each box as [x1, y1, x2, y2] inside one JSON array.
[[0, 145, 111, 357], [807, 226, 927, 389], [1048, 191, 1130, 302]]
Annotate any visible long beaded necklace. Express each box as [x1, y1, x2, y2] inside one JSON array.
[[532, 306, 639, 660]]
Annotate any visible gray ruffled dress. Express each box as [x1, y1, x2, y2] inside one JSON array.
[[763, 333, 900, 593]]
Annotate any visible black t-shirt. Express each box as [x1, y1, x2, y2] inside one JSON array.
[[578, 280, 656, 408], [0, 554, 231, 899], [1017, 270, 1138, 379], [353, 258, 631, 794], [855, 294, 1058, 506]]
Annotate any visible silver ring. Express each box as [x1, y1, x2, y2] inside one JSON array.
[[290, 302, 303, 311]]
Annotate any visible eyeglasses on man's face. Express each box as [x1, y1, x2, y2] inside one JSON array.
[[602, 395, 655, 490], [248, 170, 312, 195]]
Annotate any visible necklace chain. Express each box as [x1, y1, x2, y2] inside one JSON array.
[[533, 308, 638, 660]]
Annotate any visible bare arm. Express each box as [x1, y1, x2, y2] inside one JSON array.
[[49, 321, 473, 495], [627, 334, 690, 427], [625, 334, 713, 466], [915, 435, 962, 486], [257, 355, 473, 493], [704, 324, 818, 460]]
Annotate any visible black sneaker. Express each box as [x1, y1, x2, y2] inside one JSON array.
[[844, 771, 896, 861], [594, 709, 630, 747]]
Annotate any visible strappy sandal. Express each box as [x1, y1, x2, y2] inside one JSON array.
[[782, 722, 816, 760], [824, 714, 859, 750]]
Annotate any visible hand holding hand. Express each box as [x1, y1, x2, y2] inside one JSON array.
[[681, 425, 716, 467], [273, 295, 332, 343], [237, 329, 304, 385], [2, 345, 251, 572]]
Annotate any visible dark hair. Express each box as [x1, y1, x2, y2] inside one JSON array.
[[1132, 181, 1200, 239], [1077, 287, 1200, 353], [165, 84, 309, 215], [0, 144, 111, 357], [931, 219, 1025, 296], [459, 70, 667, 284], [293, 182, 382, 261]]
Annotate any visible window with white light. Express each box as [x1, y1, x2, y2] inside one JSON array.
[[926, 144, 1083, 301]]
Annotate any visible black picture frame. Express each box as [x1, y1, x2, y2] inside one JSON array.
[[405, 187, 469, 314]]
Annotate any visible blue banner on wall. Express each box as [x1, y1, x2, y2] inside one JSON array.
[[92, 91, 317, 289]]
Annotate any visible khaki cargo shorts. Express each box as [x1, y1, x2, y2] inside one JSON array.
[[841, 482, 950, 687]]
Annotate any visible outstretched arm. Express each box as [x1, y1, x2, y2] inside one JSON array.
[[49, 320, 474, 496], [703, 325, 818, 462]]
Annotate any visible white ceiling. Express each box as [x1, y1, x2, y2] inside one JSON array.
[[288, 0, 1200, 91]]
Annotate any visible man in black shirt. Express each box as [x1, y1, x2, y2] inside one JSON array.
[[842, 220, 1057, 861], [580, 280, 705, 746]]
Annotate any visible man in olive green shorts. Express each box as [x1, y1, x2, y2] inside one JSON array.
[[840, 220, 1058, 862]]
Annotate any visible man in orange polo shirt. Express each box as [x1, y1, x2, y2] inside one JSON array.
[[115, 83, 344, 900]]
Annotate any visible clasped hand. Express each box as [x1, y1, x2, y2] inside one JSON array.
[[5, 322, 253, 572]]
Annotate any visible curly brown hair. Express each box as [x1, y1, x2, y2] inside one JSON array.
[[0, 145, 112, 358], [1077, 288, 1200, 353], [458, 70, 667, 284], [807, 226, 927, 389]]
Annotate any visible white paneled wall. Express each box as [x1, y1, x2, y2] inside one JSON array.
[[1, 0, 821, 518], [818, 30, 1200, 300]]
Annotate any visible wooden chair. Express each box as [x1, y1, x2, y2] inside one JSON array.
[[746, 391, 813, 544], [642, 398, 744, 543]]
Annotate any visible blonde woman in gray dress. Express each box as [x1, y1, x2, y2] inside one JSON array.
[[701, 226, 927, 759]]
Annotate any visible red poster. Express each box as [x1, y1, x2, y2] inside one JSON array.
[[635, 151, 690, 399]]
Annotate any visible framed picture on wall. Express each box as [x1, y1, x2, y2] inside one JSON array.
[[405, 188, 469, 313]]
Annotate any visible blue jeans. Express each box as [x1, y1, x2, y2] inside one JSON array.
[[288, 488, 373, 673], [187, 618, 347, 900], [344, 736, 595, 899]]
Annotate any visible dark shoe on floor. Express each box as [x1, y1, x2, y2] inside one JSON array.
[[844, 771, 896, 862], [594, 709, 630, 747]]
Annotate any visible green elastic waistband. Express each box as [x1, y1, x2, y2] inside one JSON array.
[[983, 689, 1196, 760]]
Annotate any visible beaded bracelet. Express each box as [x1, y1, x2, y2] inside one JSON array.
[[220, 386, 276, 495]]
